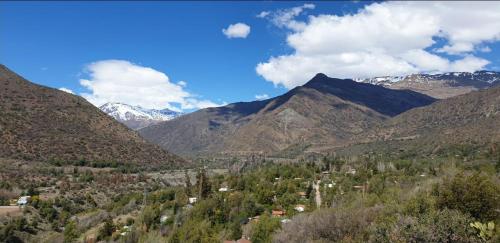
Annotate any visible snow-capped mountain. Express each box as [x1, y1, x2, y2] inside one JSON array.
[[355, 71, 500, 99], [99, 102, 182, 130]]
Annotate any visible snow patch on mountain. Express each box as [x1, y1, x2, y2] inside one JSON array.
[[100, 102, 181, 123], [356, 71, 500, 86]]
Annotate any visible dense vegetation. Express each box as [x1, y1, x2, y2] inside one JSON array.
[[1, 149, 499, 242]]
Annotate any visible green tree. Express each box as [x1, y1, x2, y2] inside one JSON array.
[[251, 214, 281, 243], [63, 220, 78, 243], [196, 168, 211, 199], [436, 173, 499, 221], [184, 170, 192, 196], [229, 221, 242, 240]]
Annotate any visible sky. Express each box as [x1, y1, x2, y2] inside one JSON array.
[[2, 1, 500, 112]]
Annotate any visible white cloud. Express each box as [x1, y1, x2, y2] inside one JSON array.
[[257, 11, 270, 18], [257, 2, 500, 88], [259, 3, 315, 31], [255, 94, 270, 100], [79, 60, 223, 111], [59, 87, 74, 94], [177, 80, 187, 87], [222, 23, 251, 39]]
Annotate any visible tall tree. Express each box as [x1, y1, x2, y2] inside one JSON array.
[[184, 170, 192, 196], [196, 168, 211, 199]]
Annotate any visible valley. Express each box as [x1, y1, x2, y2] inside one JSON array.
[[1, 65, 498, 243]]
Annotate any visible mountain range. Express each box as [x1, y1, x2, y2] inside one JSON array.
[[2, 63, 498, 165], [99, 102, 181, 130], [139, 72, 500, 159], [139, 74, 436, 157], [356, 70, 500, 99], [0, 65, 186, 169]]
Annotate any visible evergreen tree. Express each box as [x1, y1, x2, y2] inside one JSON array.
[[184, 170, 192, 196], [196, 168, 211, 199]]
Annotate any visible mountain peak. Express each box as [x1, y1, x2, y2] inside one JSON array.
[[99, 102, 182, 130], [312, 73, 328, 79]]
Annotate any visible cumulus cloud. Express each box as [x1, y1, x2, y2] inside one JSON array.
[[59, 87, 74, 94], [255, 94, 270, 100], [79, 60, 222, 111], [222, 23, 251, 39], [256, 2, 500, 88]]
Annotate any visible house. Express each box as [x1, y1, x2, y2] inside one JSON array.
[[297, 191, 307, 198], [17, 196, 31, 206], [188, 197, 197, 204], [272, 210, 285, 217], [294, 205, 305, 212], [219, 187, 229, 192], [327, 183, 334, 188]]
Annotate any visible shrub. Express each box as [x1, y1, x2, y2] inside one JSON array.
[[381, 209, 479, 243], [63, 220, 79, 243], [436, 173, 499, 221]]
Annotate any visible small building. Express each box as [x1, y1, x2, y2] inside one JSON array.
[[219, 187, 229, 192], [294, 205, 305, 212], [297, 191, 307, 198], [188, 197, 197, 204], [272, 210, 285, 217], [17, 196, 31, 206]]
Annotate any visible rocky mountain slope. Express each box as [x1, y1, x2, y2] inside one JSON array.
[[347, 85, 500, 154], [100, 102, 181, 130], [140, 74, 435, 157], [0, 65, 186, 169], [356, 71, 500, 99]]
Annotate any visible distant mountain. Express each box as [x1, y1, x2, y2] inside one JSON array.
[[0, 65, 186, 169], [100, 102, 182, 130], [139, 73, 435, 157], [355, 71, 500, 99], [340, 85, 500, 155]]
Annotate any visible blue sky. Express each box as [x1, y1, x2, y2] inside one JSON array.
[[2, 1, 500, 111]]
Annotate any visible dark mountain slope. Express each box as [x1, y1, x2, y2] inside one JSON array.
[[140, 74, 436, 157], [0, 65, 186, 169], [339, 86, 500, 155]]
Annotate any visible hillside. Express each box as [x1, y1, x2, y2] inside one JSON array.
[[140, 74, 435, 157], [0, 65, 186, 169], [99, 102, 181, 130], [338, 86, 500, 155], [356, 71, 500, 99]]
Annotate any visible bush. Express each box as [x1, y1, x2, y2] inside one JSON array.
[[436, 173, 499, 221], [379, 209, 479, 243], [63, 220, 79, 243]]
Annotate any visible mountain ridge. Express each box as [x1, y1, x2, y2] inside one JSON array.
[[355, 70, 500, 99], [140, 74, 435, 157], [99, 102, 182, 130], [0, 65, 187, 169]]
